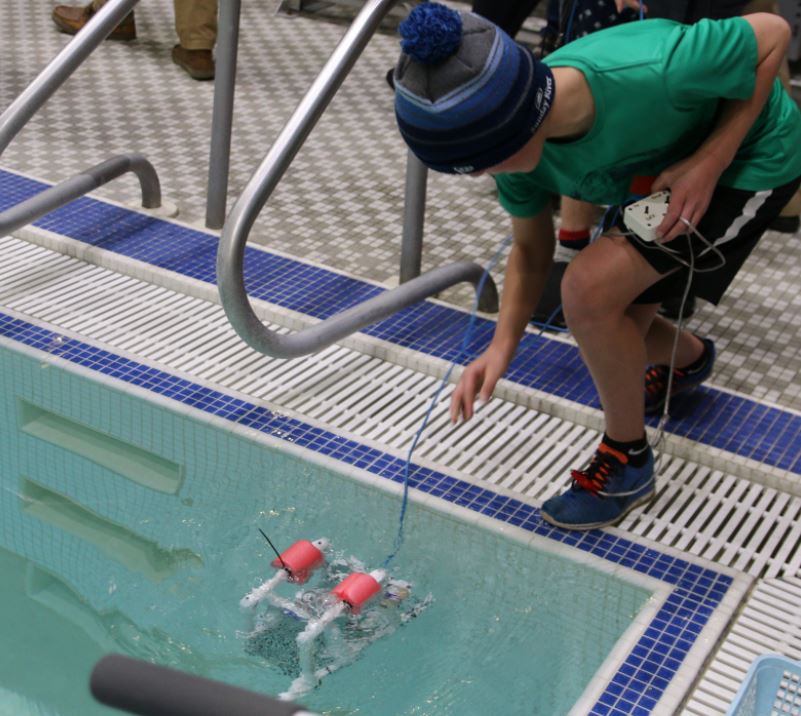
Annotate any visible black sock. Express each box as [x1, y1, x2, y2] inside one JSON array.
[[602, 433, 650, 467]]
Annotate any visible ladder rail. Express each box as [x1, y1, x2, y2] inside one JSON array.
[[217, 0, 498, 360], [0, 154, 161, 236]]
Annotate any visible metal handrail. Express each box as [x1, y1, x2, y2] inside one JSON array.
[[0, 154, 160, 235], [217, 0, 498, 360], [0, 0, 162, 233]]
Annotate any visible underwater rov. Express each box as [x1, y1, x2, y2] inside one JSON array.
[[241, 536, 428, 700]]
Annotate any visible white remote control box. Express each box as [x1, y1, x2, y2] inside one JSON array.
[[623, 190, 671, 242]]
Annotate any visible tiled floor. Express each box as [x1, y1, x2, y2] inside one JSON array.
[[2, 0, 801, 413]]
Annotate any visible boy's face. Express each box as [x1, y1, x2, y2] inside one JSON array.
[[473, 132, 546, 177]]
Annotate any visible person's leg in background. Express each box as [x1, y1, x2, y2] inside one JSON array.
[[531, 195, 600, 327], [470, 0, 541, 37], [172, 0, 218, 81], [52, 0, 136, 41], [538, 0, 562, 57]]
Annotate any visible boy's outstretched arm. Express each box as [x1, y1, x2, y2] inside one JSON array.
[[655, 13, 792, 241], [450, 209, 555, 423]]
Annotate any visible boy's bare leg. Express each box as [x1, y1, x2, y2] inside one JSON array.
[[561, 234, 667, 441], [559, 196, 600, 233]]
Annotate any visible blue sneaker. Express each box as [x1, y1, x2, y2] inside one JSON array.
[[645, 338, 715, 416], [540, 443, 655, 530]]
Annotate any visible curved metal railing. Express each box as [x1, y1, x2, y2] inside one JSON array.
[[217, 0, 498, 360], [0, 0, 162, 229], [0, 153, 160, 235]]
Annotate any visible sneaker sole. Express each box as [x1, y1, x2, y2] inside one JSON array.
[[540, 489, 656, 531]]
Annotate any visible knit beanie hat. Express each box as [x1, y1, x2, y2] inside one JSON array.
[[393, 2, 555, 175]]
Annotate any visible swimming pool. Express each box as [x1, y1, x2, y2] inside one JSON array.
[[0, 335, 673, 716]]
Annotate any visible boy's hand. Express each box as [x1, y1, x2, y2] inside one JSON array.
[[652, 153, 723, 242], [450, 346, 510, 423]]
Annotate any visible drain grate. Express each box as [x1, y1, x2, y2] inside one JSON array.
[[1, 235, 800, 583]]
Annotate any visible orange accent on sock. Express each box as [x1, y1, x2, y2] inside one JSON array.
[[598, 442, 629, 465]]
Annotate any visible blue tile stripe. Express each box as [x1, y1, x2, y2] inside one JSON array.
[[0, 312, 734, 716], [1, 168, 799, 476]]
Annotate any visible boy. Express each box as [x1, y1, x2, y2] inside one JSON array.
[[392, 3, 801, 529]]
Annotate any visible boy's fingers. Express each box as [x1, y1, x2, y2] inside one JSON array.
[[651, 176, 668, 192], [657, 192, 690, 240], [449, 386, 462, 423], [453, 370, 481, 422]]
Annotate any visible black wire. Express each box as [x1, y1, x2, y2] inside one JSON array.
[[258, 528, 290, 574]]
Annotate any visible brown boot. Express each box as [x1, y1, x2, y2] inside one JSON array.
[[171, 45, 215, 81], [52, 3, 136, 41]]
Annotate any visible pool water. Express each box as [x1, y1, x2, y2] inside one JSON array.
[[0, 343, 654, 715]]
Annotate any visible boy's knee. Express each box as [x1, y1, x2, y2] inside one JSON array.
[[561, 259, 609, 325], [561, 259, 600, 319]]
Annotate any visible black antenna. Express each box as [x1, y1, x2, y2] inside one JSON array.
[[258, 528, 290, 574]]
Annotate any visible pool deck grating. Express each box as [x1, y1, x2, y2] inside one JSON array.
[[1, 233, 800, 584]]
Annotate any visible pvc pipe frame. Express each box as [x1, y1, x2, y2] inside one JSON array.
[[216, 0, 499, 360]]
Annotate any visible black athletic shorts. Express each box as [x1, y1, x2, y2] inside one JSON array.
[[615, 175, 801, 306]]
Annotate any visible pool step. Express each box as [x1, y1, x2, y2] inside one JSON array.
[[19, 477, 203, 582], [18, 399, 183, 494]]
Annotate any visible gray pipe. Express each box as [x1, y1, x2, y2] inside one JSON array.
[[205, 0, 242, 229], [400, 150, 427, 285], [217, 0, 499, 359], [0, 154, 160, 235], [0, 0, 140, 156], [90, 654, 316, 716]]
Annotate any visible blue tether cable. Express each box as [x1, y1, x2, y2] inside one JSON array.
[[383, 235, 513, 568]]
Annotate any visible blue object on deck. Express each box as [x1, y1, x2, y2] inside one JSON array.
[[726, 654, 801, 716]]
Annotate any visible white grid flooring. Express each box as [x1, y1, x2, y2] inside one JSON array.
[[2, 234, 801, 586]]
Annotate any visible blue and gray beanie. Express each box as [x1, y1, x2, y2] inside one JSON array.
[[393, 2, 555, 175]]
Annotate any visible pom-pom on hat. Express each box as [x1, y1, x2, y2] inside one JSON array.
[[394, 2, 555, 175]]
